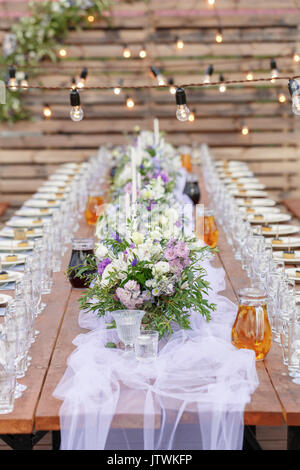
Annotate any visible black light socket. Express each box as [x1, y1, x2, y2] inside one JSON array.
[[70, 89, 80, 106], [176, 87, 187, 105], [150, 66, 161, 78], [80, 67, 88, 79], [270, 59, 277, 70], [8, 66, 16, 78], [288, 79, 300, 97], [206, 65, 214, 76]]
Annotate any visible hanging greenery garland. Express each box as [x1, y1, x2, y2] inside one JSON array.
[[0, 0, 144, 123]]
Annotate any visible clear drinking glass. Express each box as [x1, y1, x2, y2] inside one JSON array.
[[0, 333, 16, 414], [288, 321, 300, 383], [135, 330, 159, 363], [111, 310, 145, 353]]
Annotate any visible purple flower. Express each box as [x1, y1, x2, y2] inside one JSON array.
[[131, 258, 138, 267], [164, 246, 177, 261], [97, 258, 111, 275], [169, 258, 183, 274], [113, 232, 122, 243], [174, 241, 190, 259], [124, 182, 132, 194]]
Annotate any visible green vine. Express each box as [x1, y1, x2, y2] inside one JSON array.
[[0, 0, 144, 124]]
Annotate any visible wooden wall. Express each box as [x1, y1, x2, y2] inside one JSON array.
[[1, 0, 300, 217]]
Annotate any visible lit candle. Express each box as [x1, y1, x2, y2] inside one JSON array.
[[153, 118, 159, 146], [131, 148, 137, 207]]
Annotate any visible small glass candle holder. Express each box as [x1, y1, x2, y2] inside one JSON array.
[[134, 330, 159, 363]]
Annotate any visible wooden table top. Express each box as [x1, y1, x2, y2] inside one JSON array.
[[3, 166, 300, 436]]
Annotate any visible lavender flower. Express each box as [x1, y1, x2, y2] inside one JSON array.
[[131, 258, 138, 267], [97, 258, 111, 275]]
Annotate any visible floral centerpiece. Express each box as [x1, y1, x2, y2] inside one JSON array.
[[78, 229, 216, 338]]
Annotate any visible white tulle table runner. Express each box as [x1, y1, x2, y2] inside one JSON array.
[[53, 252, 259, 450]]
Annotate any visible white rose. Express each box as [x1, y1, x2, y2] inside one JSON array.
[[132, 231, 144, 245], [152, 261, 170, 276], [95, 243, 108, 259]]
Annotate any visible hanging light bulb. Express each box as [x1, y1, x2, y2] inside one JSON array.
[[43, 103, 52, 119], [219, 74, 226, 93], [288, 78, 300, 115], [278, 92, 287, 104], [207, 0, 215, 5], [241, 122, 249, 136], [176, 36, 184, 49], [270, 59, 279, 83], [139, 46, 147, 59], [188, 109, 196, 122], [122, 44, 132, 59], [168, 78, 176, 95], [113, 79, 124, 95], [175, 87, 190, 122], [215, 28, 223, 43], [150, 66, 166, 86], [20, 73, 29, 90], [7, 66, 17, 90], [126, 95, 135, 109], [203, 64, 214, 84], [246, 69, 254, 81], [70, 88, 84, 122], [58, 47, 67, 58], [293, 48, 300, 63], [77, 67, 88, 89]]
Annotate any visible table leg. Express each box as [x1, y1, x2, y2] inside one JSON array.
[[0, 431, 48, 450], [287, 426, 300, 450], [52, 431, 61, 450], [243, 426, 263, 450]]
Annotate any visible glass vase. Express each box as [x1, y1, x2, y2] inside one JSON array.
[[111, 310, 145, 353]]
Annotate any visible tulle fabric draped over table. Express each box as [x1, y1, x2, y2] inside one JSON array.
[[53, 252, 258, 450]]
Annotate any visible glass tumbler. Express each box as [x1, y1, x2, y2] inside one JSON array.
[[135, 330, 159, 363], [111, 310, 145, 353]]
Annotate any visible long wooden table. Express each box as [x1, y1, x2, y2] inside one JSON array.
[[1, 171, 300, 450]]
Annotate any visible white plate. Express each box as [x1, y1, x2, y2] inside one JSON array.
[[0, 253, 26, 266], [239, 206, 280, 215], [270, 237, 300, 249], [0, 271, 23, 285], [273, 251, 300, 263], [227, 183, 266, 190], [247, 213, 292, 224], [0, 294, 13, 307], [259, 225, 300, 236], [6, 217, 45, 228], [32, 192, 66, 201], [15, 208, 54, 217], [224, 177, 260, 184], [231, 190, 268, 198], [39, 185, 70, 193], [0, 228, 43, 238], [215, 160, 248, 168], [49, 174, 77, 182], [0, 240, 34, 251], [285, 268, 300, 283], [219, 171, 254, 179], [24, 199, 61, 209], [236, 198, 277, 207]]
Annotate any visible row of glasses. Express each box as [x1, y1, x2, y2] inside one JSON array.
[[200, 144, 300, 371]]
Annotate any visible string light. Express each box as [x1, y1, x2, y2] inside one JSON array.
[[87, 15, 95, 23], [207, 0, 215, 5], [126, 95, 135, 109], [71, 77, 77, 89], [188, 109, 196, 122], [270, 59, 279, 83], [176, 37, 184, 49], [175, 87, 190, 122], [246, 69, 254, 81], [278, 92, 287, 103], [7, 66, 17, 90], [77, 67, 88, 89], [215, 28, 223, 44], [58, 47, 67, 58], [219, 74, 226, 93], [113, 79, 124, 95], [69, 88, 84, 121], [203, 65, 214, 84], [43, 103, 52, 119], [122, 44, 132, 59], [150, 66, 167, 86], [20, 73, 29, 90], [293, 48, 300, 63], [288, 78, 300, 115], [241, 122, 249, 136], [139, 46, 147, 59], [168, 78, 176, 95]]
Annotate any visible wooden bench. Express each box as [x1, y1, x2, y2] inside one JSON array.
[[282, 200, 300, 221]]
